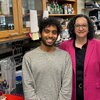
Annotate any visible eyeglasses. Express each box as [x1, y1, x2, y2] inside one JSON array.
[[43, 29, 57, 34], [74, 24, 88, 29]]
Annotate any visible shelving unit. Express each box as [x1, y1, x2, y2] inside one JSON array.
[[0, 38, 40, 76], [82, 8, 100, 11], [49, 13, 76, 16], [42, 0, 77, 16]]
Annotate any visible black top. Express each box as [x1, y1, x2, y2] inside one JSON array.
[[74, 42, 87, 100]]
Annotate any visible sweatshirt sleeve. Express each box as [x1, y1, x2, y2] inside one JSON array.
[[58, 54, 72, 100], [22, 55, 40, 100]]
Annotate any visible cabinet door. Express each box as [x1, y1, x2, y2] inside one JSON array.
[[17, 0, 42, 34], [0, 0, 19, 38]]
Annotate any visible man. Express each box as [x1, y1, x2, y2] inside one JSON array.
[[22, 17, 72, 100]]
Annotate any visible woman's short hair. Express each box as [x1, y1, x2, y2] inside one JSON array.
[[67, 14, 95, 39]]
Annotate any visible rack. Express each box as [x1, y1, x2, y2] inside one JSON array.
[[0, 38, 40, 76]]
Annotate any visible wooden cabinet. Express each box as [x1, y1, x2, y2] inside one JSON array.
[[17, 0, 42, 34], [0, 0, 42, 42], [0, 0, 77, 42], [42, 0, 77, 17], [0, 0, 19, 39]]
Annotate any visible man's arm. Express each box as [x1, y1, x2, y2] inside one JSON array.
[[58, 54, 72, 100], [22, 55, 40, 100]]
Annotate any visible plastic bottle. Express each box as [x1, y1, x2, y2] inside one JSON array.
[[16, 76, 23, 96], [64, 5, 68, 14]]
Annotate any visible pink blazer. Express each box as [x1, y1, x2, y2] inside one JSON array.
[[60, 39, 100, 100]]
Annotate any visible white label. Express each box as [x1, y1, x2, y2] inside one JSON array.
[[31, 32, 39, 40], [30, 10, 39, 32], [43, 10, 49, 18]]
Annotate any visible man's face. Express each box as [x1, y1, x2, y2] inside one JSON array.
[[74, 17, 89, 39], [41, 25, 58, 47]]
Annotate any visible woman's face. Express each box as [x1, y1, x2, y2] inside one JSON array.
[[74, 17, 89, 39]]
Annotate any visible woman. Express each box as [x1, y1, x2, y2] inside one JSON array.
[[59, 14, 100, 100]]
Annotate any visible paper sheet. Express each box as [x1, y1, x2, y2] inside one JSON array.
[[30, 10, 39, 40], [43, 10, 49, 18], [30, 10, 39, 32]]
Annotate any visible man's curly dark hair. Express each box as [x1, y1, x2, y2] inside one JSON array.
[[39, 17, 62, 35], [67, 14, 95, 39]]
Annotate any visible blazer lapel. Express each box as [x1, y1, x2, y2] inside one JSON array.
[[84, 39, 95, 72], [69, 40, 76, 73]]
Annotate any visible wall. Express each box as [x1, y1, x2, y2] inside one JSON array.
[[77, 0, 85, 14]]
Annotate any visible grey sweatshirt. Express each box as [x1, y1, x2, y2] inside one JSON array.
[[22, 47, 72, 100]]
